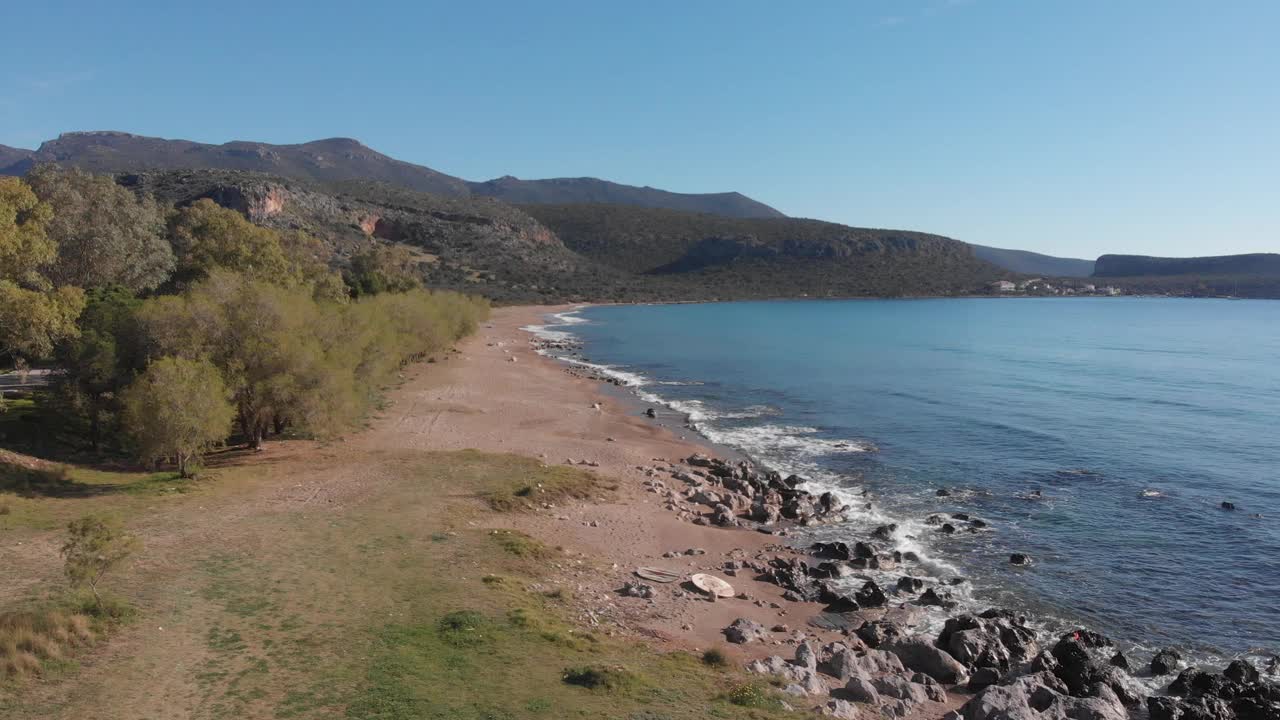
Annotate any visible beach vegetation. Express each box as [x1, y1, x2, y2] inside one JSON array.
[[0, 610, 95, 679], [701, 647, 728, 668], [61, 514, 139, 611], [478, 462, 603, 511], [120, 357, 234, 477], [563, 664, 638, 692]]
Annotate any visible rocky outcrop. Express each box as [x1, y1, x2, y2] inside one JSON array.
[[962, 672, 1128, 720]]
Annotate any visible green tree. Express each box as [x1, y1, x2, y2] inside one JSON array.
[[344, 243, 422, 297], [54, 286, 145, 450], [61, 514, 139, 610], [168, 199, 345, 299], [136, 273, 330, 449], [0, 177, 86, 364], [121, 356, 234, 476], [26, 165, 174, 292]]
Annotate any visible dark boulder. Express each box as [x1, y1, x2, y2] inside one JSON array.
[[918, 587, 958, 610], [1110, 651, 1130, 670], [1152, 648, 1183, 676], [897, 576, 925, 593], [1169, 668, 1208, 696], [1009, 552, 1032, 565], [856, 620, 902, 649], [937, 488, 952, 497], [1221, 501, 1236, 511], [968, 667, 1001, 691], [810, 541, 852, 560], [872, 523, 898, 540], [1225, 659, 1261, 685], [1052, 637, 1111, 696], [854, 580, 887, 608]]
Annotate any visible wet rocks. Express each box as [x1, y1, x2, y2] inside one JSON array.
[[856, 620, 903, 649], [854, 581, 888, 608], [917, 587, 958, 610], [1110, 651, 1130, 670], [1152, 647, 1183, 676], [724, 617, 769, 644], [1009, 552, 1033, 566], [1225, 659, 1261, 685], [896, 576, 925, 593]]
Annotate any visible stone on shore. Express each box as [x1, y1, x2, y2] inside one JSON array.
[[724, 617, 768, 644], [1151, 647, 1182, 676], [881, 635, 970, 685]]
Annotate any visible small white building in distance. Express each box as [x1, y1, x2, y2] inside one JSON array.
[[989, 280, 1017, 293]]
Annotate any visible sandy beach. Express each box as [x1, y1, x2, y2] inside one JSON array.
[[365, 304, 835, 654]]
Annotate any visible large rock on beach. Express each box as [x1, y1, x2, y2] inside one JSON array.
[[881, 635, 970, 684], [937, 611, 1039, 671], [724, 617, 768, 644]]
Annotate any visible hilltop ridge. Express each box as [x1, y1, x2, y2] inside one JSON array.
[[0, 131, 782, 218]]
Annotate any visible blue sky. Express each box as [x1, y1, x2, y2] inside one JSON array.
[[3, 0, 1276, 259]]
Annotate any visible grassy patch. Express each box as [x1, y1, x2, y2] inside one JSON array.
[[0, 610, 95, 680], [490, 529, 551, 559], [723, 681, 787, 710], [472, 454, 608, 512]]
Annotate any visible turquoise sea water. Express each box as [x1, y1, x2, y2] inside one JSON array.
[[536, 298, 1280, 659]]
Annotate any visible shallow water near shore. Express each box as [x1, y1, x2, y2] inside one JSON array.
[[529, 298, 1280, 662]]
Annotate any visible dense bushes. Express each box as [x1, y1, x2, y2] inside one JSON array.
[[136, 270, 486, 450], [1, 166, 488, 472]]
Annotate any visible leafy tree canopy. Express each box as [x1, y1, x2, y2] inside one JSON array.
[[26, 165, 174, 292], [121, 356, 234, 476]]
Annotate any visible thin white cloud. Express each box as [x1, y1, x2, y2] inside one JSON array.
[[13, 69, 97, 93]]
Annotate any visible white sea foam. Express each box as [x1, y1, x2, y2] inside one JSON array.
[[521, 308, 591, 346]]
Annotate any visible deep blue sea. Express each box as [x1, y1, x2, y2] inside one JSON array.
[[530, 298, 1280, 661]]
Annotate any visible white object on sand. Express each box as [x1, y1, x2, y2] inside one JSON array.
[[690, 573, 735, 598]]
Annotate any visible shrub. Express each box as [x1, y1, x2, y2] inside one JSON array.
[[61, 514, 139, 610], [436, 610, 491, 647], [701, 647, 728, 668], [562, 665, 637, 693]]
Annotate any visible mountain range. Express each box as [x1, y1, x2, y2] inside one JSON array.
[[0, 132, 783, 218], [4, 131, 1276, 298]]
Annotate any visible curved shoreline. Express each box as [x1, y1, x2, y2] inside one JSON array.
[[517, 304, 1280, 719]]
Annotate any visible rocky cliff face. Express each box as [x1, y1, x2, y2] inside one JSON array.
[[119, 169, 615, 302]]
